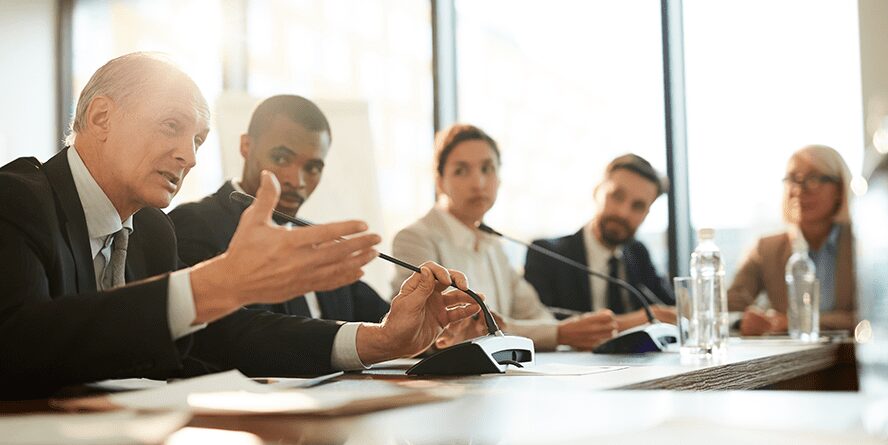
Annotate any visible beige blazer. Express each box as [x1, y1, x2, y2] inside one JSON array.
[[727, 224, 856, 330], [391, 207, 559, 350]]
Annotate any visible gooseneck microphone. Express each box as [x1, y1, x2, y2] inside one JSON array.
[[478, 223, 678, 354], [230, 191, 535, 373], [477, 223, 657, 323]]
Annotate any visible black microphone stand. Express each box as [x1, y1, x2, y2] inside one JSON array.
[[478, 223, 678, 354], [230, 191, 535, 374]]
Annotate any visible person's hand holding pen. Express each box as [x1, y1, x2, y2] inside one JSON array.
[[355, 262, 482, 364]]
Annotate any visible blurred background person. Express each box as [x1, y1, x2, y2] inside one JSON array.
[[728, 145, 856, 335], [391, 124, 617, 351], [524, 154, 675, 331]]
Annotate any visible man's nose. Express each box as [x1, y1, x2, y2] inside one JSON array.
[[175, 140, 197, 169], [281, 167, 305, 189]]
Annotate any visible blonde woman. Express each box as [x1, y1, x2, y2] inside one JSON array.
[[728, 145, 856, 335]]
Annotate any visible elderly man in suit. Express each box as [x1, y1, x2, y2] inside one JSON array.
[[169, 95, 389, 323], [0, 52, 478, 399], [524, 154, 675, 331]]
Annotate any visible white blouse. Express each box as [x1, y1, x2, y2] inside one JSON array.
[[391, 206, 558, 350]]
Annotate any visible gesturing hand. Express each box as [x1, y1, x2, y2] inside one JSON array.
[[356, 262, 481, 364], [190, 171, 381, 323]]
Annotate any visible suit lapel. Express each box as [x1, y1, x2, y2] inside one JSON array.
[[835, 224, 855, 311], [42, 149, 96, 293], [125, 217, 148, 282], [567, 229, 592, 310]]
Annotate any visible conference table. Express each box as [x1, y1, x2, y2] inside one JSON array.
[[4, 338, 881, 444], [177, 338, 875, 444]]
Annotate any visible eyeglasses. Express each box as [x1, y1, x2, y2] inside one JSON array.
[[782, 174, 839, 191]]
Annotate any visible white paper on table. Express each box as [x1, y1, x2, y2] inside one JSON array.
[[64, 369, 459, 416], [0, 410, 190, 445], [504, 364, 628, 376], [87, 378, 168, 392], [108, 370, 269, 411]]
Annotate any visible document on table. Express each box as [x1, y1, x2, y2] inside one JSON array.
[[504, 364, 628, 376], [0, 410, 190, 445], [57, 370, 461, 416]]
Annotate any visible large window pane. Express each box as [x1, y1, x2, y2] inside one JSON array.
[[456, 0, 668, 273], [683, 0, 864, 280]]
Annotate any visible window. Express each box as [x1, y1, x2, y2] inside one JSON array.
[[683, 0, 864, 279], [455, 0, 669, 274]]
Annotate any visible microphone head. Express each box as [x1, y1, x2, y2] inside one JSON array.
[[229, 191, 254, 207], [477, 222, 503, 237]]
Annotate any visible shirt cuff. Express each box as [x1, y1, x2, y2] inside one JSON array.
[[330, 322, 369, 371], [168, 268, 208, 340]]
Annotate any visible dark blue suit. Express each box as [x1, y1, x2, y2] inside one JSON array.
[[524, 229, 674, 315], [169, 181, 390, 323]]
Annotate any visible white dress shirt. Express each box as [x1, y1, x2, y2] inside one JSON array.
[[67, 151, 363, 370], [391, 206, 559, 350]]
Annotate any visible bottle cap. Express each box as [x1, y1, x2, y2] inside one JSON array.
[[697, 228, 715, 240]]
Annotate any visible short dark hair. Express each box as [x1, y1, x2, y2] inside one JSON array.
[[605, 153, 669, 196], [434, 124, 501, 176], [247, 95, 331, 143]]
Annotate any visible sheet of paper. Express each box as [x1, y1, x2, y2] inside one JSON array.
[[0, 410, 190, 445], [61, 369, 460, 416], [504, 364, 628, 376], [86, 378, 168, 392]]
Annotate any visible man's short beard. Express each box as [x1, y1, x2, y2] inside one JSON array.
[[598, 216, 634, 246]]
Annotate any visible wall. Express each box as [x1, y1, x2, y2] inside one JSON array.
[[0, 0, 57, 164]]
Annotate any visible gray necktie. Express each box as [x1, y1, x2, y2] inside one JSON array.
[[102, 228, 129, 290]]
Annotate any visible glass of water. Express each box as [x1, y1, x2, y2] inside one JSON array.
[[674, 276, 717, 357]]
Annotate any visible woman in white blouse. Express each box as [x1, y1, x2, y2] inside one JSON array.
[[391, 124, 617, 351]]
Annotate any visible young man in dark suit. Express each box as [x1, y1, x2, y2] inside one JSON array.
[[524, 154, 676, 331], [0, 52, 479, 399], [169, 95, 389, 323]]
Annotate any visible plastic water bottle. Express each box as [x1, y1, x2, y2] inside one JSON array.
[[689, 228, 728, 354], [785, 234, 819, 342]]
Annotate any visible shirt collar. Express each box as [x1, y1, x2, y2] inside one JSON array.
[[231, 179, 246, 195], [432, 205, 490, 251], [67, 147, 133, 257]]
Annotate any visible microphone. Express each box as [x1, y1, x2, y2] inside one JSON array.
[[478, 223, 678, 354], [230, 191, 534, 374]]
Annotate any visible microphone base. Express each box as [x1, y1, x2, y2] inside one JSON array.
[[593, 322, 679, 354], [406, 335, 535, 376]]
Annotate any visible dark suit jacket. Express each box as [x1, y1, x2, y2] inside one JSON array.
[[524, 229, 674, 314], [0, 150, 344, 399], [168, 181, 389, 323]]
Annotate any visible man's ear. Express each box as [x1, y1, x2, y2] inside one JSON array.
[[239, 134, 250, 159], [86, 96, 114, 142]]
